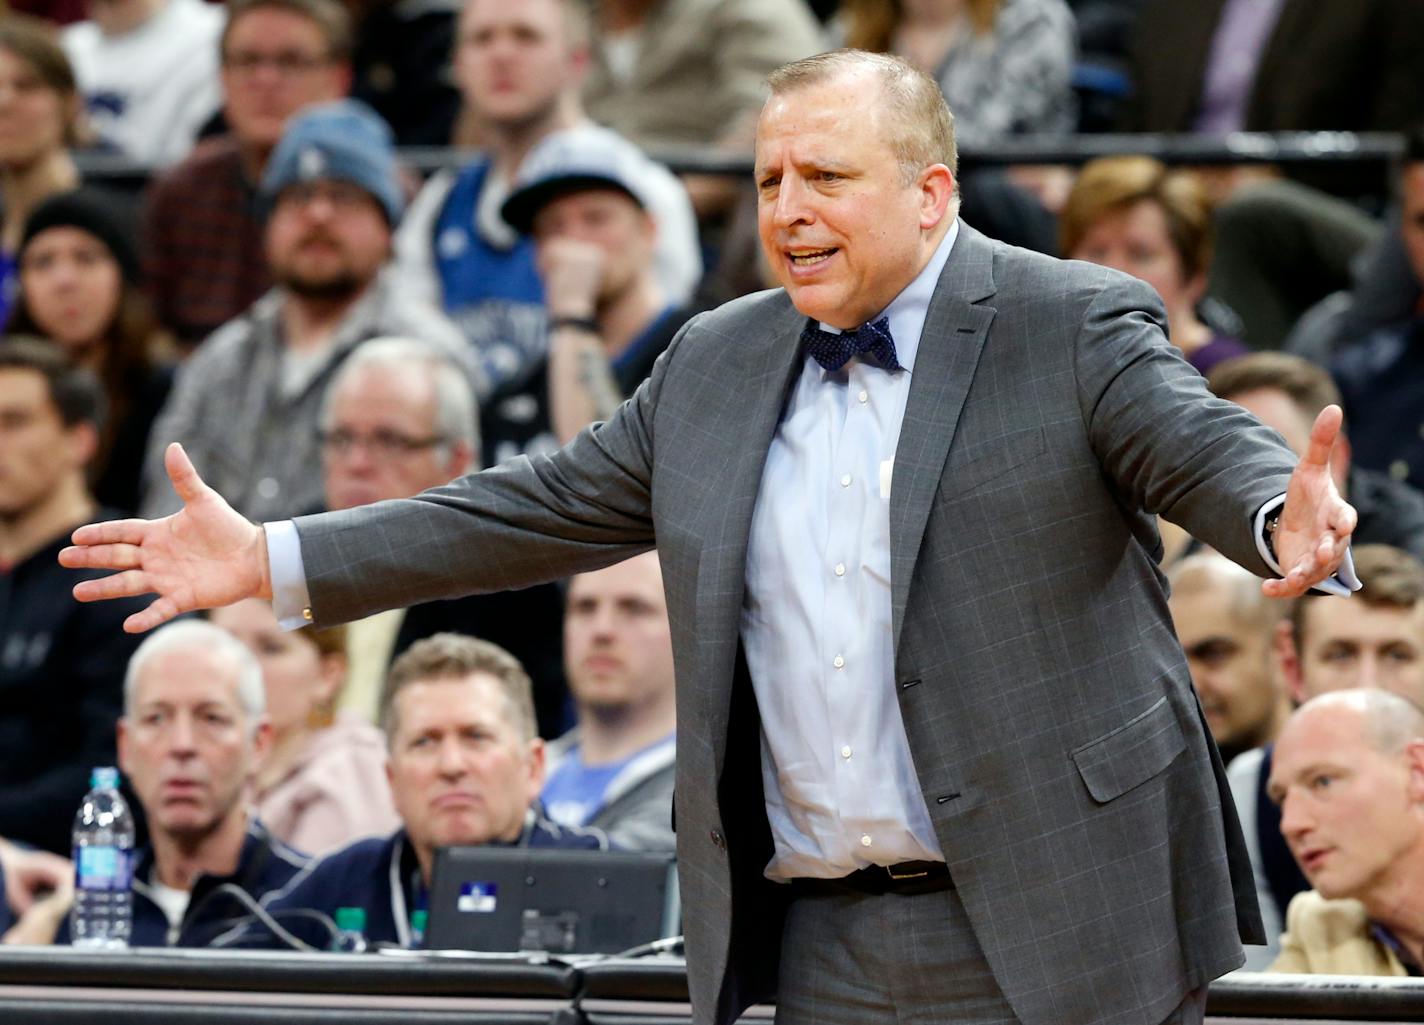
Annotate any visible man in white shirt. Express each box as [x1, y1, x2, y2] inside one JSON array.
[[63, 0, 224, 166]]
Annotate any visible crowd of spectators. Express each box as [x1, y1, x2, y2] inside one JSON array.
[[0, 0, 1422, 983]]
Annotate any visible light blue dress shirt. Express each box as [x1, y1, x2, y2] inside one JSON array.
[[740, 221, 960, 881], [266, 219, 1357, 882]]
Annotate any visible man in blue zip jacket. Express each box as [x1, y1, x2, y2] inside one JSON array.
[[222, 633, 607, 949]]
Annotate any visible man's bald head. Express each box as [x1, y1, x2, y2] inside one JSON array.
[[1169, 552, 1289, 757]]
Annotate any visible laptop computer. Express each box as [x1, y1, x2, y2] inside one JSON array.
[[425, 847, 680, 955]]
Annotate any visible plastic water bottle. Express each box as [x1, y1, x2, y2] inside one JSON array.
[[331, 906, 368, 952], [70, 767, 135, 949]]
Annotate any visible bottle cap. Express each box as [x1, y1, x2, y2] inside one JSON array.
[[335, 906, 366, 932], [91, 767, 119, 789]]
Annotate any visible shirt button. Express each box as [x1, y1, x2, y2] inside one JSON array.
[[834, 563, 846, 577], [860, 834, 872, 848], [840, 745, 852, 759], [840, 474, 852, 487], [858, 389, 868, 404], [833, 654, 845, 669]]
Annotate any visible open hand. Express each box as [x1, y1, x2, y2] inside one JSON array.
[[58, 444, 271, 632], [1261, 406, 1358, 599]]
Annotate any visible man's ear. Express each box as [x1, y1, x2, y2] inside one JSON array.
[[249, 716, 275, 765], [66, 422, 99, 471], [1274, 617, 1306, 706], [1405, 740, 1424, 804], [526, 737, 546, 799], [918, 164, 956, 230], [116, 718, 131, 777]]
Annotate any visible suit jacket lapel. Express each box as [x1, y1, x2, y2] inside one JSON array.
[[694, 296, 806, 775], [890, 223, 998, 652]]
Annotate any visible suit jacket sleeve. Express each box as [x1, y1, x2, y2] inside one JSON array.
[[292, 316, 689, 625], [1073, 273, 1295, 573]]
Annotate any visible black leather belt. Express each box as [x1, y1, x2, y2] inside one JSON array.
[[789, 860, 953, 897]]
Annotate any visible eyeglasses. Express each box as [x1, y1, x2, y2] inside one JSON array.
[[222, 50, 332, 76], [319, 428, 446, 460], [275, 180, 377, 213]]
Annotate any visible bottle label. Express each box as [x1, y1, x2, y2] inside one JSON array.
[[75, 846, 133, 891]]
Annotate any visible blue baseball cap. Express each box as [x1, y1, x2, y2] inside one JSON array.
[[260, 100, 403, 224]]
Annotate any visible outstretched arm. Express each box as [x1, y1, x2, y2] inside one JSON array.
[[1260, 405, 1358, 598], [59, 444, 271, 633]]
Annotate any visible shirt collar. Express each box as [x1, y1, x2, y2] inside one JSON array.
[[814, 217, 960, 375]]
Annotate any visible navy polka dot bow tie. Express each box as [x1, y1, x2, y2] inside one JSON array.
[[800, 316, 903, 373]]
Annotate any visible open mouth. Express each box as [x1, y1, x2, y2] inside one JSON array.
[[787, 247, 837, 267]]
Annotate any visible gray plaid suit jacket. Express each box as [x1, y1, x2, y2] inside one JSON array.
[[294, 224, 1282, 1025]]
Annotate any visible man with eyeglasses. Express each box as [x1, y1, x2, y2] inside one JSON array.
[[317, 338, 568, 736], [141, 0, 353, 349], [141, 100, 473, 524]]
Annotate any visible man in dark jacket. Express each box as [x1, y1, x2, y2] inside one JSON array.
[[1208, 352, 1424, 562], [25, 620, 308, 946], [231, 633, 606, 949], [0, 339, 148, 854]]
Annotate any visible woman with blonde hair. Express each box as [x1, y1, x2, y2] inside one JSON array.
[[211, 599, 399, 856], [1061, 155, 1249, 376], [834, 0, 1076, 147]]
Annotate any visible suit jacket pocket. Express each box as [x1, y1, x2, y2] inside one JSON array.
[[943, 425, 1047, 500], [1070, 695, 1186, 804]]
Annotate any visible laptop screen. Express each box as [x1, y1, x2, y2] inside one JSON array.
[[426, 847, 680, 954]]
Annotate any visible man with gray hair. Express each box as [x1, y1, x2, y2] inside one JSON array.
[[320, 339, 568, 736], [23, 620, 308, 946], [1267, 689, 1424, 974], [67, 48, 1360, 1024]]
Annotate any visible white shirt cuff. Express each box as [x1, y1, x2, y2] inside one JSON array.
[[1252, 494, 1361, 597], [264, 520, 313, 629]]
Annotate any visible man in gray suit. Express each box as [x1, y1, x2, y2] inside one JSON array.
[[63, 51, 1358, 1025]]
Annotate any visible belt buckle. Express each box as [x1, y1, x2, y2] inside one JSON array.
[[885, 862, 930, 882]]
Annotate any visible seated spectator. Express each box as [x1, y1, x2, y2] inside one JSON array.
[[1206, 179, 1380, 351], [141, 99, 469, 523], [319, 338, 568, 738], [1121, 0, 1424, 135], [347, 0, 460, 146], [393, 0, 699, 407], [834, 0, 1076, 147], [237, 634, 607, 949], [1208, 353, 1424, 561], [1267, 689, 1424, 975], [0, 338, 147, 855], [1167, 553, 1288, 765], [1228, 544, 1424, 968], [209, 600, 398, 855], [8, 190, 174, 514], [141, 0, 352, 348], [0, 18, 82, 325], [497, 129, 698, 454], [544, 553, 675, 851], [584, 0, 821, 217], [0, 836, 69, 943], [1331, 132, 1424, 493], [1061, 155, 1247, 376], [19, 620, 309, 947], [60, 0, 224, 166]]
